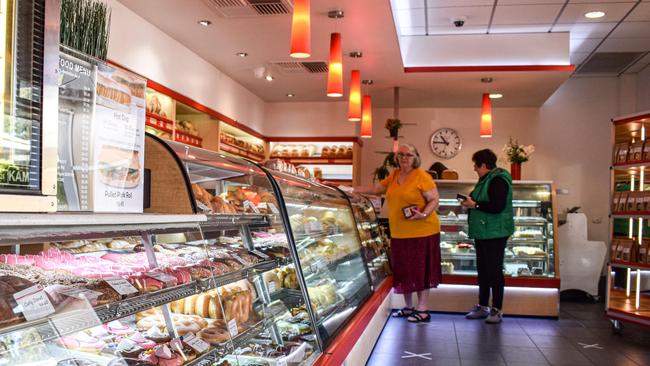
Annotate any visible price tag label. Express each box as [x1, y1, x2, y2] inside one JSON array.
[[59, 287, 103, 301], [276, 357, 288, 366], [250, 249, 270, 260], [268, 281, 277, 293], [104, 276, 139, 296], [267, 202, 280, 214], [13, 285, 55, 321], [228, 319, 238, 337], [182, 333, 210, 353], [243, 200, 261, 214], [146, 272, 178, 285]]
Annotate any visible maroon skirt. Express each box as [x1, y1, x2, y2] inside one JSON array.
[[391, 233, 442, 294]]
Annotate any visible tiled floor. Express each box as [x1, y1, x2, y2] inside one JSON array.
[[366, 301, 650, 366]]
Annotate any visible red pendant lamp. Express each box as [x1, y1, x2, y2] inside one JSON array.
[[348, 70, 361, 121], [327, 33, 343, 97], [290, 0, 310, 58], [480, 93, 493, 138], [361, 95, 372, 138]]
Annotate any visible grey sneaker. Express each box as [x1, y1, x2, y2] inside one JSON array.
[[486, 308, 503, 324], [465, 305, 490, 319]]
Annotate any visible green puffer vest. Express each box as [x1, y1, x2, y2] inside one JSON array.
[[468, 168, 515, 240]]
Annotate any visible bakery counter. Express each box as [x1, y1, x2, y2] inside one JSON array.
[[200, 213, 283, 231]]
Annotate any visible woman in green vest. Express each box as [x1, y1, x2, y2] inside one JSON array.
[[460, 149, 514, 324]]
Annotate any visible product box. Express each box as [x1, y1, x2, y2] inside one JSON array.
[[635, 192, 645, 212], [630, 141, 645, 162], [626, 192, 638, 212], [639, 239, 650, 264], [618, 192, 630, 212], [616, 239, 636, 262], [617, 142, 630, 164], [612, 192, 622, 213], [643, 192, 650, 212], [613, 144, 621, 164]]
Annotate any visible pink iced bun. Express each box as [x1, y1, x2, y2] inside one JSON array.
[[0, 254, 35, 265], [103, 320, 134, 335], [163, 267, 191, 284]]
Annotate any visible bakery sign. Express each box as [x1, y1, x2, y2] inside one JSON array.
[[57, 49, 146, 212]]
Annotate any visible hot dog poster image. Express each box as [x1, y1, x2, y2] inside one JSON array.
[[92, 63, 146, 212]]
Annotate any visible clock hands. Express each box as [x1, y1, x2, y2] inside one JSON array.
[[432, 138, 449, 145]]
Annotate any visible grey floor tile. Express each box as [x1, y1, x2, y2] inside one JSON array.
[[460, 360, 505, 366], [499, 346, 548, 364], [366, 352, 462, 366], [560, 327, 600, 339], [539, 347, 594, 365], [577, 347, 641, 366], [529, 335, 579, 349], [505, 363, 550, 366], [373, 338, 458, 356]]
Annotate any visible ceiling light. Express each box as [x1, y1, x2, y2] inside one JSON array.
[[236, 52, 248, 57], [361, 95, 373, 138], [327, 32, 343, 97], [584, 11, 605, 19], [489, 93, 503, 99], [290, 0, 311, 58], [348, 70, 362, 121], [265, 75, 274, 81], [198, 20, 211, 27], [480, 93, 493, 138], [286, 93, 295, 98]]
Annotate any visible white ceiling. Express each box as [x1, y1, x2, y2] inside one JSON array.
[[117, 0, 650, 108]]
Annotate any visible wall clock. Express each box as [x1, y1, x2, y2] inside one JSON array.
[[430, 128, 462, 159]]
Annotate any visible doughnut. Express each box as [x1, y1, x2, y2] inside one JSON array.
[[170, 298, 184, 314], [195, 294, 211, 318], [173, 317, 202, 336], [197, 323, 230, 344], [183, 295, 198, 315], [208, 296, 222, 319]]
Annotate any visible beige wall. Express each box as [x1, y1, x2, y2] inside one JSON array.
[[264, 102, 356, 137], [106, 0, 266, 133]]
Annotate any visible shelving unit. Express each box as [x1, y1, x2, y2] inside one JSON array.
[[607, 110, 650, 332]]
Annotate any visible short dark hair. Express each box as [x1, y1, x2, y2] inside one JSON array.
[[472, 149, 497, 169]]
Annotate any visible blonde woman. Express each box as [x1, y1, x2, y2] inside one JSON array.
[[355, 144, 441, 322]]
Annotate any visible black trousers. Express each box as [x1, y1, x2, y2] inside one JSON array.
[[475, 237, 508, 309]]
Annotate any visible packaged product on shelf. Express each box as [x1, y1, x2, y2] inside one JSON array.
[[613, 143, 621, 163], [617, 142, 630, 163], [644, 192, 650, 212], [618, 191, 630, 212], [634, 191, 645, 211], [611, 239, 620, 261], [615, 239, 636, 261], [639, 239, 650, 264], [626, 191, 637, 212], [643, 142, 650, 161], [612, 192, 621, 213], [630, 141, 644, 162]]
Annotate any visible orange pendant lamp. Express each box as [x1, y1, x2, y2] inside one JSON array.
[[361, 95, 372, 138], [290, 0, 310, 58], [327, 33, 343, 97], [480, 93, 493, 138], [348, 70, 361, 121]]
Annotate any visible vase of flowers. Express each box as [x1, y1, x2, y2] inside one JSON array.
[[503, 137, 535, 180], [385, 118, 402, 139]]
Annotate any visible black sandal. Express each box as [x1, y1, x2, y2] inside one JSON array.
[[392, 307, 415, 318], [407, 311, 431, 323]]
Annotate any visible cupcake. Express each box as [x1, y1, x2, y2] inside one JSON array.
[[139, 345, 183, 366]]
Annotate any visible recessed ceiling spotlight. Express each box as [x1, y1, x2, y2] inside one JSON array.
[[198, 20, 212, 27], [236, 52, 248, 57], [265, 75, 275, 81], [286, 93, 295, 98], [489, 93, 503, 99], [584, 11, 605, 19]]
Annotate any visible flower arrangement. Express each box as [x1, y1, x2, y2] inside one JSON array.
[[503, 137, 535, 164], [385, 118, 402, 138]]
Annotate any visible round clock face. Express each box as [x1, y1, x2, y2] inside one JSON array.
[[430, 128, 462, 159]]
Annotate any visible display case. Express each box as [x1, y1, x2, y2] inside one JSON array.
[[346, 192, 391, 288], [268, 170, 373, 349], [436, 180, 558, 283], [607, 111, 650, 332]]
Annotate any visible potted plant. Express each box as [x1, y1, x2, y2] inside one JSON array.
[[385, 118, 402, 139], [61, 0, 112, 60], [373, 165, 390, 182], [502, 137, 535, 180], [384, 152, 398, 168]]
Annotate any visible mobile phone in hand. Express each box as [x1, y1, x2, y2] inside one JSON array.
[[457, 193, 468, 201], [402, 205, 418, 218]]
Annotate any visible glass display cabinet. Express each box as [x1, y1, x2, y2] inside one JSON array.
[[346, 192, 391, 288], [436, 180, 558, 282], [268, 171, 373, 350]]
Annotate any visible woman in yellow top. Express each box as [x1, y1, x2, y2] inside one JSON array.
[[355, 144, 441, 323]]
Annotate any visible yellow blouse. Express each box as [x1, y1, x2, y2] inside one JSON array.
[[380, 168, 440, 239]]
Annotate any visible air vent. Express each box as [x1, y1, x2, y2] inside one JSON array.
[[271, 61, 329, 74], [577, 52, 644, 74], [203, 0, 291, 18]]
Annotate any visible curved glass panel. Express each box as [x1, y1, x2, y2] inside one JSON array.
[[270, 171, 372, 349]]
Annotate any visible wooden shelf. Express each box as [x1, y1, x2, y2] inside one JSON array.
[[608, 289, 650, 322], [612, 161, 650, 169], [146, 112, 202, 147], [271, 156, 353, 165], [611, 260, 650, 270], [220, 141, 265, 162], [612, 212, 650, 219], [146, 115, 173, 133]]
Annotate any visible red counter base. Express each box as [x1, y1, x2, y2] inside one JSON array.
[[313, 277, 393, 366]]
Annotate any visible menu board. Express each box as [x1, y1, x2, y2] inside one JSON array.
[[57, 49, 146, 212]]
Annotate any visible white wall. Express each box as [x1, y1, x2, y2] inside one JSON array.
[[638, 66, 650, 112], [106, 0, 266, 132], [264, 102, 355, 137]]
